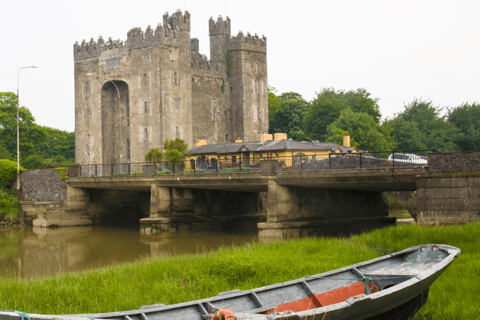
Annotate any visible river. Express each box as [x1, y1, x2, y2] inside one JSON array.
[[0, 226, 257, 278]]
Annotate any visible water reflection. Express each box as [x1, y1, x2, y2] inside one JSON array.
[[0, 226, 257, 278]]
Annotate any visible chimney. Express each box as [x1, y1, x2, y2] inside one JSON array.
[[260, 134, 273, 142], [343, 134, 351, 148], [235, 137, 243, 143], [273, 133, 287, 141]]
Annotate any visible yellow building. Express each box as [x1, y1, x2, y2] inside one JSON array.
[[185, 134, 358, 169]]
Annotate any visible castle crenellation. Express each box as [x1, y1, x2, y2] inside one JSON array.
[[74, 9, 268, 166]]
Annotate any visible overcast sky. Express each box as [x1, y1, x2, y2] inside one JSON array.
[[1, 0, 479, 132]]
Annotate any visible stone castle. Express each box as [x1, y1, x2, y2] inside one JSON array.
[[74, 10, 268, 165]]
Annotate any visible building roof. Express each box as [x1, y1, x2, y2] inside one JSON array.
[[187, 139, 357, 155]]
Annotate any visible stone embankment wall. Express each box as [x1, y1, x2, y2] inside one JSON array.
[[18, 169, 67, 202], [390, 152, 480, 225]]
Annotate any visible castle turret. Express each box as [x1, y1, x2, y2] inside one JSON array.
[[163, 10, 191, 33], [209, 15, 231, 75]]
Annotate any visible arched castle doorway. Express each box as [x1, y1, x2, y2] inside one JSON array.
[[101, 81, 130, 165]]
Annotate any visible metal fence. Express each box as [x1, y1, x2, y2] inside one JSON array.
[[75, 150, 430, 178]]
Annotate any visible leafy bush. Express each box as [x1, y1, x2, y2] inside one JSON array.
[[0, 186, 23, 219], [0, 159, 25, 189], [145, 148, 163, 162], [22, 154, 45, 169]]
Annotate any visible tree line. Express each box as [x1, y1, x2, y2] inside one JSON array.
[[0, 92, 75, 169], [269, 87, 480, 153]]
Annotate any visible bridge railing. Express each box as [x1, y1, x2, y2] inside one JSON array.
[[76, 150, 430, 178]]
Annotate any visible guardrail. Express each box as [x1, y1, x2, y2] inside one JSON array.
[[73, 150, 430, 178]]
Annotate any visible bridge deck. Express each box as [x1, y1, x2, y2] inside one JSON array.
[[67, 167, 426, 192]]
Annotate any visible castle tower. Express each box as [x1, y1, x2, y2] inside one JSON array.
[[227, 32, 268, 142], [209, 15, 231, 76]]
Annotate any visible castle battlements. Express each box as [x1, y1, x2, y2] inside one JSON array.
[[74, 11, 190, 61], [228, 31, 267, 52], [209, 15, 231, 36]]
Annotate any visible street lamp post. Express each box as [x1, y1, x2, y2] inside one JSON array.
[[17, 66, 38, 190]]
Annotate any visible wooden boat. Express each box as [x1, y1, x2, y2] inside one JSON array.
[[0, 244, 460, 320]]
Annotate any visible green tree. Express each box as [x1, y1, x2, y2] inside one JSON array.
[[163, 138, 188, 153], [304, 88, 381, 142], [448, 102, 480, 151], [268, 86, 283, 126], [145, 148, 163, 162], [164, 149, 183, 164], [0, 92, 47, 160], [35, 127, 75, 160], [386, 118, 427, 151], [327, 108, 396, 152], [0, 159, 26, 189], [269, 92, 309, 140], [22, 154, 45, 170], [390, 99, 461, 152]]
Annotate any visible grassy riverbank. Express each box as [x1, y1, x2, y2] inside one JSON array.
[[0, 186, 23, 221], [0, 223, 478, 319]]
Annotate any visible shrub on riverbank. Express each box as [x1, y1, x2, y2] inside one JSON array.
[[0, 187, 23, 220], [0, 223, 478, 319]]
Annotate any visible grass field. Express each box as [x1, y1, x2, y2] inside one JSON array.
[[0, 223, 478, 319]]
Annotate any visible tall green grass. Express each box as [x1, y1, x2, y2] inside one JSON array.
[[0, 223, 478, 319]]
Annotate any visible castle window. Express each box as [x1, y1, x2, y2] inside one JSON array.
[[85, 107, 92, 122], [173, 72, 178, 87], [83, 62, 89, 70], [256, 63, 259, 75], [230, 87, 233, 93], [256, 80, 260, 93], [86, 134, 90, 148], [213, 106, 218, 121], [86, 153, 90, 164], [174, 98, 181, 110], [176, 126, 180, 138], [85, 81, 90, 94], [106, 58, 121, 68], [248, 110, 251, 116], [126, 139, 130, 161], [141, 73, 148, 87], [226, 134, 228, 141], [142, 53, 149, 61], [258, 106, 261, 120], [144, 128, 148, 141], [144, 101, 148, 114]]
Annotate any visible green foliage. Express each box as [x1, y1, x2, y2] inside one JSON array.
[[304, 88, 381, 142], [448, 102, 480, 151], [145, 148, 163, 163], [327, 108, 396, 151], [164, 149, 183, 164], [34, 126, 75, 160], [22, 154, 45, 170], [385, 118, 427, 151], [0, 159, 25, 189], [0, 186, 23, 219], [53, 167, 69, 180], [0, 92, 47, 160], [163, 138, 188, 153], [269, 91, 309, 140], [388, 99, 461, 152]]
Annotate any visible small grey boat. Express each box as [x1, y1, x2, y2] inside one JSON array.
[[0, 244, 460, 320]]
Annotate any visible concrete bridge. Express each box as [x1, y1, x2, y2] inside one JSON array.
[[19, 152, 480, 239]]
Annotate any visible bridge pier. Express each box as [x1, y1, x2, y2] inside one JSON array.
[[258, 180, 395, 239], [141, 184, 266, 234]]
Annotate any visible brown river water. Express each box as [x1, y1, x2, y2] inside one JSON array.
[[0, 226, 257, 278]]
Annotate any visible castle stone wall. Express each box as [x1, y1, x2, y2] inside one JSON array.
[[74, 10, 268, 164]]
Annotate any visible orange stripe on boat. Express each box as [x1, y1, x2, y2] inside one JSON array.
[[269, 281, 379, 314]]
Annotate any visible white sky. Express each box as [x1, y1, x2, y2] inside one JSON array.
[[1, 0, 479, 132]]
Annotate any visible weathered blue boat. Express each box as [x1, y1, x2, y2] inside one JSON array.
[[0, 244, 460, 320]]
